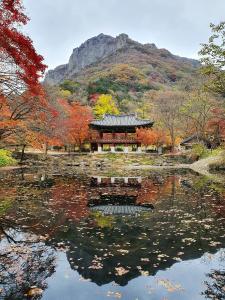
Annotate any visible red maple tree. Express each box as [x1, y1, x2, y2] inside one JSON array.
[[206, 107, 225, 146], [0, 0, 47, 97]]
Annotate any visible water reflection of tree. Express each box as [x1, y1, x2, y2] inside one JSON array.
[[0, 229, 56, 300], [202, 269, 225, 299]]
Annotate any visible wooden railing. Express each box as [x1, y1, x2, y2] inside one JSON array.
[[91, 138, 138, 144]]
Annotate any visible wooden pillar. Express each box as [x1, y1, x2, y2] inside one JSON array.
[[158, 146, 162, 155], [97, 144, 102, 153], [137, 144, 142, 153], [124, 177, 129, 184], [97, 176, 101, 184], [110, 144, 115, 152], [124, 145, 129, 153]]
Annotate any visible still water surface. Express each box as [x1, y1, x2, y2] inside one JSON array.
[[0, 169, 225, 300]]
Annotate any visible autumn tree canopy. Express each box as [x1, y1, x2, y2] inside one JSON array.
[[0, 88, 47, 141], [59, 99, 93, 149], [0, 0, 47, 97], [0, 0, 48, 151], [152, 91, 185, 152], [136, 128, 167, 148], [199, 22, 225, 96]]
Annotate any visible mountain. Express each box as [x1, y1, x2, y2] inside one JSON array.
[[44, 34, 200, 103], [45, 33, 199, 84]]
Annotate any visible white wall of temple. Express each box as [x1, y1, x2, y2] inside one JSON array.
[[95, 144, 142, 153]]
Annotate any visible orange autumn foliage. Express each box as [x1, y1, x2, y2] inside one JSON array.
[[0, 88, 48, 141], [59, 100, 93, 147], [136, 128, 167, 147]]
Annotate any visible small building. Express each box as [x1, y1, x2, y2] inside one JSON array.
[[180, 134, 211, 150], [89, 114, 154, 153]]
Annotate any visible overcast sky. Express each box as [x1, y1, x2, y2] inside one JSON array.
[[23, 0, 225, 71]]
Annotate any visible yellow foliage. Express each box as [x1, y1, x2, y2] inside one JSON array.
[[92, 212, 114, 228], [165, 135, 182, 146], [60, 89, 72, 98], [93, 94, 119, 118], [108, 64, 144, 82]]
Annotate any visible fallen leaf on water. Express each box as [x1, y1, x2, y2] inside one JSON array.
[[107, 291, 122, 298], [26, 287, 43, 297], [157, 279, 184, 293], [115, 267, 129, 276]]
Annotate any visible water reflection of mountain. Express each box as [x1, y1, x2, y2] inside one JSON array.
[[1, 170, 225, 288], [48, 175, 225, 286]]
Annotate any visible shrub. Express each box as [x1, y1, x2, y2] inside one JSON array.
[[115, 146, 124, 152], [191, 143, 209, 159], [0, 149, 17, 167]]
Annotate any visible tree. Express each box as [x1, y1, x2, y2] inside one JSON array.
[[136, 100, 152, 119], [0, 228, 56, 299], [181, 91, 215, 141], [93, 94, 119, 118], [0, 0, 47, 97], [1, 90, 62, 160], [0, 0, 48, 151], [199, 22, 225, 96], [59, 100, 93, 150], [0, 88, 47, 141], [136, 128, 167, 149], [202, 269, 225, 300], [207, 107, 225, 146], [152, 91, 185, 152], [34, 104, 62, 156]]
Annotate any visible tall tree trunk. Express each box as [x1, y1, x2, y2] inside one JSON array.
[[44, 142, 48, 159], [171, 128, 175, 153], [20, 144, 26, 163]]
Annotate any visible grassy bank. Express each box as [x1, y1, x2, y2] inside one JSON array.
[[0, 149, 17, 167]]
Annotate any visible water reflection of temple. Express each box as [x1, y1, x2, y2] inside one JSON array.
[[89, 176, 154, 215], [91, 176, 142, 185]]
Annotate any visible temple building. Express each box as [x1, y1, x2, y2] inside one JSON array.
[[89, 114, 154, 153]]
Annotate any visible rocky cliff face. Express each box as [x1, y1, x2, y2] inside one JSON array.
[[45, 33, 133, 84], [44, 33, 199, 85]]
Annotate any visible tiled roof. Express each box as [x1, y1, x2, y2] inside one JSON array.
[[90, 114, 153, 127], [90, 205, 153, 215], [180, 134, 198, 145]]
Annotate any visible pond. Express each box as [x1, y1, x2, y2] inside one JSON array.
[[0, 168, 225, 300]]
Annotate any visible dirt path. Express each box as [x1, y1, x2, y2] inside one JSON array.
[[128, 164, 190, 170], [0, 165, 27, 172], [190, 152, 224, 183], [128, 152, 225, 184]]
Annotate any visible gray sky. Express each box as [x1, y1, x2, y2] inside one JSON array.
[[23, 0, 225, 71]]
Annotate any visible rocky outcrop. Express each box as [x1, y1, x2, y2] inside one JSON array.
[[45, 33, 132, 84], [45, 64, 68, 85], [67, 33, 130, 73]]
